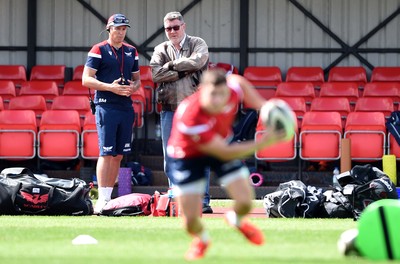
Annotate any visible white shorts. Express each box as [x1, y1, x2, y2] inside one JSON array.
[[173, 166, 249, 197]]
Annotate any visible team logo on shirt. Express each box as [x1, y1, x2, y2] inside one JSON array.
[[124, 52, 132, 57], [108, 51, 113, 56]]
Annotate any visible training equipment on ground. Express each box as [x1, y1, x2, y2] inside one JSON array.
[[259, 98, 296, 141], [356, 199, 400, 260]]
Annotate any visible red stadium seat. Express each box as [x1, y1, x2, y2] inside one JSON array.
[[354, 97, 394, 118], [0, 110, 37, 159], [0, 65, 27, 87], [285, 66, 324, 90], [273, 97, 307, 128], [319, 82, 359, 108], [243, 66, 282, 100], [255, 116, 297, 161], [209, 62, 239, 74], [274, 82, 316, 105], [370, 67, 400, 82], [19, 81, 59, 108], [299, 112, 342, 161], [62, 80, 90, 96], [131, 87, 146, 128], [362, 82, 400, 104], [310, 97, 351, 127], [72, 65, 84, 81], [38, 110, 81, 160], [51, 95, 91, 126], [30, 65, 66, 88], [0, 80, 17, 108], [8, 95, 47, 123], [139, 65, 155, 113], [81, 112, 99, 159], [327, 66, 367, 88], [344, 112, 386, 161]]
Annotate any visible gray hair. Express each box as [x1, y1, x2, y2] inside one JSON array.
[[164, 11, 184, 23]]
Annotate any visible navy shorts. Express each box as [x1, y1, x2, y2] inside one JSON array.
[[170, 156, 247, 185], [95, 104, 134, 156]]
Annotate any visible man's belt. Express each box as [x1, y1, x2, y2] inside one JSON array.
[[161, 104, 178, 112]]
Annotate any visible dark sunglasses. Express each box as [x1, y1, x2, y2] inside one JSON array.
[[165, 24, 183, 32], [113, 17, 129, 24]]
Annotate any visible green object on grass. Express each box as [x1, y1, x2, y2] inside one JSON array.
[[356, 199, 400, 260]]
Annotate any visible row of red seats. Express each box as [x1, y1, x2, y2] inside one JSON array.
[[0, 94, 144, 129], [243, 66, 400, 87], [0, 110, 99, 161], [255, 111, 399, 162]]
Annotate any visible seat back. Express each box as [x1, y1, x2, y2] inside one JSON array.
[[243, 66, 282, 100], [0, 80, 17, 108], [285, 66, 324, 88], [255, 116, 297, 161], [354, 97, 394, 118], [212, 62, 239, 74], [131, 88, 145, 128], [51, 95, 91, 125], [319, 82, 359, 108], [81, 112, 99, 159], [0, 110, 37, 159], [63, 80, 89, 96], [139, 66, 155, 113], [344, 112, 386, 161], [19, 81, 59, 108], [51, 95, 90, 114], [310, 97, 350, 127], [273, 96, 307, 128], [299, 111, 342, 161], [38, 110, 81, 160], [0, 65, 27, 87], [30, 65, 66, 87], [275, 82, 315, 105], [8, 95, 47, 123], [327, 66, 367, 88], [362, 82, 400, 103], [72, 65, 84, 81], [371, 67, 400, 82]]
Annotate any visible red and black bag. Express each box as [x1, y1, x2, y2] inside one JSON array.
[[100, 193, 152, 216], [0, 167, 93, 215], [150, 190, 178, 217]]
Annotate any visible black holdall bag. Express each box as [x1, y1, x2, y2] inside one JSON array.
[[0, 167, 93, 215]]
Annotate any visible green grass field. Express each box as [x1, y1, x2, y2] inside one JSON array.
[[0, 200, 398, 264]]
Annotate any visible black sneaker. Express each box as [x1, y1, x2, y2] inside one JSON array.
[[202, 205, 213, 214]]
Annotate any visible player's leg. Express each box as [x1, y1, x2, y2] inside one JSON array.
[[94, 106, 124, 214], [220, 164, 265, 245]]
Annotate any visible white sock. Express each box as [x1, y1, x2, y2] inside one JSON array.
[[98, 187, 113, 202], [226, 210, 242, 227], [198, 230, 210, 243]]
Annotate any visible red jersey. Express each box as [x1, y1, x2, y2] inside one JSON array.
[[167, 80, 244, 158]]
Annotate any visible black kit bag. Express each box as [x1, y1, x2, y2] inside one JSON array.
[[263, 180, 324, 218], [0, 167, 93, 215]]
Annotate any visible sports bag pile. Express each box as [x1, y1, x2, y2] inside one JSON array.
[[0, 167, 93, 215], [263, 164, 398, 219]]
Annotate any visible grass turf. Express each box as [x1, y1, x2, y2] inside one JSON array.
[[0, 200, 397, 264]]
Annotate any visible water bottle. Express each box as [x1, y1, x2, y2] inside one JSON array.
[[155, 123, 161, 140], [333, 167, 340, 188]]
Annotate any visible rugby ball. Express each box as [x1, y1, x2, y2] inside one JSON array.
[[259, 99, 296, 141]]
